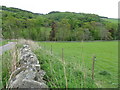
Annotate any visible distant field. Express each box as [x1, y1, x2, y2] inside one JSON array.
[[103, 18, 118, 24], [0, 41, 8, 46], [0, 40, 17, 46], [37, 41, 118, 88]]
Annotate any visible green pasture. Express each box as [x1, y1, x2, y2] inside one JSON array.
[[37, 41, 118, 88], [103, 18, 118, 24], [0, 40, 17, 46]]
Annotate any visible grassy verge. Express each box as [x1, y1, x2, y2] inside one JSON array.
[[0, 43, 19, 89], [0, 51, 12, 89], [0, 55, 2, 88], [36, 41, 118, 88]]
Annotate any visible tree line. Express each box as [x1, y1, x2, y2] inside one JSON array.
[[2, 6, 118, 41]]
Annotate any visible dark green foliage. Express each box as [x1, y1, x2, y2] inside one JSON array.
[[2, 6, 118, 41], [49, 22, 56, 41]]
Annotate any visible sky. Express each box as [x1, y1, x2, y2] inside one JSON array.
[[1, 0, 120, 18]]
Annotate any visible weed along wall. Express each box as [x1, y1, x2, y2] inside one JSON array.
[[6, 44, 48, 88]]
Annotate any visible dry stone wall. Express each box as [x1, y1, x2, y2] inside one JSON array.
[[7, 44, 48, 88]]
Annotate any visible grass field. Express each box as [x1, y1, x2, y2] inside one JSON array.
[[0, 40, 8, 46], [36, 41, 118, 88], [102, 18, 118, 24], [0, 40, 17, 46]]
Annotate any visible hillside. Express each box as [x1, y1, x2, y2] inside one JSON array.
[[2, 6, 118, 41]]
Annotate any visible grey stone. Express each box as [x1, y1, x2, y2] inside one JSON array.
[[11, 79, 48, 88], [7, 44, 48, 88]]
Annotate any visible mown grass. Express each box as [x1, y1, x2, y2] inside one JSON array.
[[36, 41, 118, 88]]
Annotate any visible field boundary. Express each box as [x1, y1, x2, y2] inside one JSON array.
[[6, 44, 48, 88]]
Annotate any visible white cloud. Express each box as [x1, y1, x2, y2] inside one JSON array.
[[1, 0, 119, 18]]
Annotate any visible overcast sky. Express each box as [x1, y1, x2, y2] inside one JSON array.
[[1, 0, 119, 18]]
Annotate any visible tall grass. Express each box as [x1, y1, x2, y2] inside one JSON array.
[[34, 43, 97, 88], [1, 51, 12, 88], [0, 42, 19, 89]]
